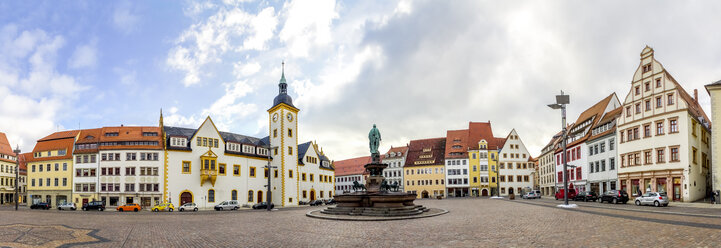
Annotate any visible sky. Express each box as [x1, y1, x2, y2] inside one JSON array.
[[1, 0, 721, 160]]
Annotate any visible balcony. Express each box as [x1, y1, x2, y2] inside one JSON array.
[[200, 169, 217, 187]]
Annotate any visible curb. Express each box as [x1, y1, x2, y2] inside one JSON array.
[[305, 208, 449, 221]]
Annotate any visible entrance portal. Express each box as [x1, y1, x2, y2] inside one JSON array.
[[257, 191, 264, 203], [481, 189, 488, 196], [421, 190, 429, 198], [509, 187, 514, 195], [180, 192, 192, 205], [310, 190, 316, 201]]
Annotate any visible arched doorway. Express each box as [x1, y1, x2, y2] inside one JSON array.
[[257, 190, 263, 203], [481, 189, 489, 196], [509, 187, 514, 195], [180, 192, 192, 205], [310, 190, 316, 201], [421, 190, 429, 198]]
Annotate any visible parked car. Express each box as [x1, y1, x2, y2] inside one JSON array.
[[252, 202, 275, 209], [298, 200, 309, 205], [178, 202, 198, 212], [152, 202, 175, 212], [599, 190, 629, 204], [326, 199, 336, 205], [117, 203, 142, 212], [522, 192, 540, 199], [555, 189, 577, 200], [634, 192, 669, 207], [82, 201, 105, 211], [573, 191, 598, 202], [58, 203, 76, 211], [534, 190, 542, 198], [30, 202, 51, 210], [214, 200, 240, 211], [309, 200, 324, 206]]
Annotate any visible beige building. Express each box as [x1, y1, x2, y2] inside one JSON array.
[[617, 47, 711, 202], [538, 133, 561, 196], [704, 80, 721, 195]]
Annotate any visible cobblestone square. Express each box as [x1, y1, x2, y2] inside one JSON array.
[[2, 198, 721, 247]]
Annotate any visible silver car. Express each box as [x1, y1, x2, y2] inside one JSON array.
[[522, 192, 540, 199], [634, 192, 669, 207], [214, 200, 240, 211], [58, 203, 76, 211], [179, 202, 198, 212]]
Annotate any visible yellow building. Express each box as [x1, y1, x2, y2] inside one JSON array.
[[27, 130, 79, 207], [403, 138, 446, 198], [487, 138, 506, 197]]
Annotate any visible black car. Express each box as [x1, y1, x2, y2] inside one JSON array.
[[599, 190, 629, 204], [82, 201, 105, 211], [573, 191, 598, 202], [326, 199, 336, 205], [309, 200, 324, 206], [30, 202, 51, 210], [252, 202, 275, 209]]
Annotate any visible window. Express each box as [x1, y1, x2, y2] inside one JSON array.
[[635, 86, 640, 95], [667, 93, 674, 105], [670, 147, 679, 162], [645, 100, 650, 111], [273, 129, 277, 138], [288, 129, 293, 137], [302, 173, 307, 181], [609, 158, 615, 170], [600, 143, 605, 153], [182, 161, 191, 174], [692, 147, 698, 164], [626, 106, 631, 117], [669, 119, 678, 133], [656, 122, 664, 135], [645, 151, 651, 164], [248, 190, 254, 202], [219, 164, 226, 175], [250, 167, 256, 177], [289, 170, 293, 178], [656, 97, 662, 108], [645, 82, 650, 91], [233, 165, 240, 176], [208, 189, 215, 202], [644, 125, 651, 138], [264, 168, 269, 178], [656, 78, 662, 88], [125, 167, 136, 176], [288, 146, 293, 155], [126, 153, 137, 161], [231, 190, 237, 200]]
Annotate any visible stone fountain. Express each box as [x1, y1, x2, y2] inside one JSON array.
[[319, 124, 428, 217]]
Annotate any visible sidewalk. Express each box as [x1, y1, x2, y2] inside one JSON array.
[[668, 201, 721, 209]]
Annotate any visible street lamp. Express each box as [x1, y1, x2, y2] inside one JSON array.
[[265, 146, 278, 211], [14, 145, 20, 211], [548, 90, 570, 206]]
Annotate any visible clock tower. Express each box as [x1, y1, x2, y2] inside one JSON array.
[[268, 62, 300, 206]]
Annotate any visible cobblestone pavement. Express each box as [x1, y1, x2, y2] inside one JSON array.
[[2, 198, 721, 247]]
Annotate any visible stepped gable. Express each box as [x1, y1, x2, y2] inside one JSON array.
[[405, 137, 446, 167], [334, 156, 371, 176]]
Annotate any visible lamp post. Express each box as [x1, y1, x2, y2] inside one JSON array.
[[265, 146, 278, 211], [548, 90, 570, 206], [14, 145, 20, 211]]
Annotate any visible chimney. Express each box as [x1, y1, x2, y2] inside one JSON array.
[[694, 89, 698, 103]]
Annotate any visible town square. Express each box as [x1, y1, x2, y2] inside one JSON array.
[[2, 0, 721, 247]]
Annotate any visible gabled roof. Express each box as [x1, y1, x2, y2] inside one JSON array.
[[0, 132, 15, 162], [558, 93, 618, 151], [99, 126, 163, 150], [489, 137, 506, 150], [404, 137, 446, 167], [297, 141, 312, 165], [468, 121, 495, 148], [665, 72, 711, 130], [444, 129, 469, 159], [28, 133, 76, 163], [18, 153, 28, 173], [588, 107, 622, 141], [384, 146, 408, 157], [334, 156, 370, 176]]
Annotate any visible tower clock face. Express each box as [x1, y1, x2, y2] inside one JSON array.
[[272, 113, 279, 122], [287, 113, 293, 122]]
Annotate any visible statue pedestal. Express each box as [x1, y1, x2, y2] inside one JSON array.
[[366, 175, 383, 193]]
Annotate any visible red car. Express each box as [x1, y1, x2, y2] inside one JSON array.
[[555, 189, 577, 200]]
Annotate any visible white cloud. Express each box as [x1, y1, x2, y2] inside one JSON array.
[[234, 61, 261, 77], [113, 0, 140, 35], [164, 106, 203, 128], [0, 24, 86, 152], [279, 0, 338, 58], [167, 5, 278, 86], [68, 38, 98, 69], [201, 80, 258, 131]]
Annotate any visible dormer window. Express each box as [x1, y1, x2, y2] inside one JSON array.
[[170, 137, 187, 147], [142, 132, 158, 136], [105, 132, 119, 137], [242, 145, 255, 154]]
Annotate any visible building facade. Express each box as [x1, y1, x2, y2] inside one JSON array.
[[555, 93, 620, 194], [297, 141, 335, 202], [72, 129, 100, 206], [27, 130, 79, 207], [445, 130, 470, 197], [404, 138, 446, 198], [705, 80, 721, 194], [618, 47, 711, 202], [538, 134, 560, 196], [498, 129, 533, 196], [98, 126, 164, 207], [334, 156, 369, 194], [587, 107, 622, 195], [383, 146, 407, 192], [0, 132, 18, 204]]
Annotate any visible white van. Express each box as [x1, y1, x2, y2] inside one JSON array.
[[214, 200, 240, 211]]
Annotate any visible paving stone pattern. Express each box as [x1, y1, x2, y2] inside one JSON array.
[[1, 198, 721, 247]]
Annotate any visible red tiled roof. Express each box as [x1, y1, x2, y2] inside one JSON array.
[[384, 146, 408, 157], [588, 107, 622, 141], [489, 137, 506, 150], [38, 130, 80, 142], [75, 128, 102, 154], [99, 126, 163, 150], [28, 135, 75, 163], [334, 156, 370, 176], [18, 153, 29, 172], [556, 93, 616, 152], [405, 137, 446, 167], [468, 122, 494, 147], [0, 132, 15, 162], [444, 129, 469, 159]]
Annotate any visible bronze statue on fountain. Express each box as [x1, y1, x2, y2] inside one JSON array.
[[321, 124, 427, 217]]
